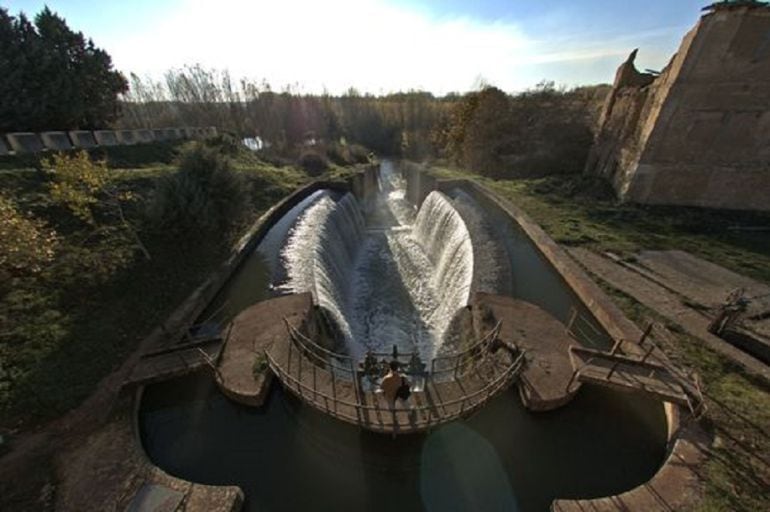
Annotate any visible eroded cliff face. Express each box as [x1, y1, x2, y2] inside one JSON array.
[[586, 5, 770, 211]]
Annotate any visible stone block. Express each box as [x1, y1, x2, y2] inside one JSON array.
[[40, 131, 73, 151], [206, 126, 218, 137], [93, 130, 119, 146], [7, 132, 44, 153], [68, 131, 97, 148], [0, 135, 10, 155], [134, 129, 154, 144], [116, 130, 137, 145]]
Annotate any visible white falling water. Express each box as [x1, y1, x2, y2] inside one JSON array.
[[277, 192, 365, 345], [273, 163, 477, 363]]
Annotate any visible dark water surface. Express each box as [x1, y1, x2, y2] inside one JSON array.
[[140, 374, 666, 512]]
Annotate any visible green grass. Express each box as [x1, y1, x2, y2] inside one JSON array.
[[425, 166, 770, 284], [0, 143, 349, 431], [598, 285, 770, 512]]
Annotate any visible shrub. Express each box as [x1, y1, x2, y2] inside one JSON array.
[[298, 150, 328, 176], [0, 194, 58, 281], [252, 353, 268, 379], [148, 142, 249, 240]]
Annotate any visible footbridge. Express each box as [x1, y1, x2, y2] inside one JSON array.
[[264, 319, 526, 435]]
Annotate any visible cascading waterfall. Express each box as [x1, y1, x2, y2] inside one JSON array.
[[271, 163, 480, 365], [411, 191, 474, 345], [277, 192, 365, 346], [451, 189, 513, 296]]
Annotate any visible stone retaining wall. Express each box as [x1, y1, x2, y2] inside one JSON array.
[[0, 126, 217, 155]]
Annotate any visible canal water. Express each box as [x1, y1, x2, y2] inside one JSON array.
[[141, 161, 668, 511]]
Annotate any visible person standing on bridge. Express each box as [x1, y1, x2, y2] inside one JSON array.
[[381, 360, 415, 414]]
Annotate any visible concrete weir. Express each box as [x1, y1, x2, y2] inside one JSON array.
[[131, 164, 709, 511]]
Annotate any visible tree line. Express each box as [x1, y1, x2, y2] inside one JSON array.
[[2, 6, 610, 178], [122, 68, 609, 176]]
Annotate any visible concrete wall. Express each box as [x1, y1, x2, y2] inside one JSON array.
[[0, 126, 214, 155], [351, 164, 379, 201], [135, 129, 155, 144], [94, 130, 119, 146], [68, 131, 97, 148], [586, 5, 770, 211], [6, 132, 44, 153], [116, 130, 137, 145], [40, 131, 72, 151]]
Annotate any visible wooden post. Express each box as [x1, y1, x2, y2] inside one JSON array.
[[638, 323, 653, 346], [331, 366, 337, 413], [641, 343, 656, 363]]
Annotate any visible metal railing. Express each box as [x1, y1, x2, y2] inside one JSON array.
[[271, 319, 525, 431], [565, 307, 706, 418]]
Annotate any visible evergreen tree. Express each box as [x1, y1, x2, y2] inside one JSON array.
[[0, 7, 128, 132]]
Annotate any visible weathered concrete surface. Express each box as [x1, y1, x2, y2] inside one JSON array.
[[587, 5, 770, 211], [54, 398, 243, 512], [634, 250, 770, 338], [40, 131, 72, 151], [217, 293, 314, 406], [68, 130, 97, 148], [568, 247, 770, 381], [472, 293, 579, 411], [351, 164, 379, 201], [6, 132, 44, 153], [94, 130, 119, 146]]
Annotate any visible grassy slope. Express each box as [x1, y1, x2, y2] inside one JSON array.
[[427, 165, 770, 511], [0, 142, 327, 432]]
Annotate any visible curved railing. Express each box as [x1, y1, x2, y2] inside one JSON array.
[[267, 320, 525, 432]]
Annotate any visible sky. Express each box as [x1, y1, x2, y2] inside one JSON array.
[[4, 0, 709, 95]]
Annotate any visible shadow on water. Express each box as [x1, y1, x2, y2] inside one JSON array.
[[140, 373, 667, 512]]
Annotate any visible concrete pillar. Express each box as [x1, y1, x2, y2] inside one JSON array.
[[6, 133, 44, 153], [68, 131, 97, 149], [94, 130, 119, 146]]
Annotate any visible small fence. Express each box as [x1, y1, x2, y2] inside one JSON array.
[[266, 320, 525, 432]]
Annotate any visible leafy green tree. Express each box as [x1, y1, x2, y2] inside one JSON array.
[[0, 7, 128, 132], [42, 151, 151, 260]]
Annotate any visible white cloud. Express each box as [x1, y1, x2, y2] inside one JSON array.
[[106, 0, 670, 94]]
